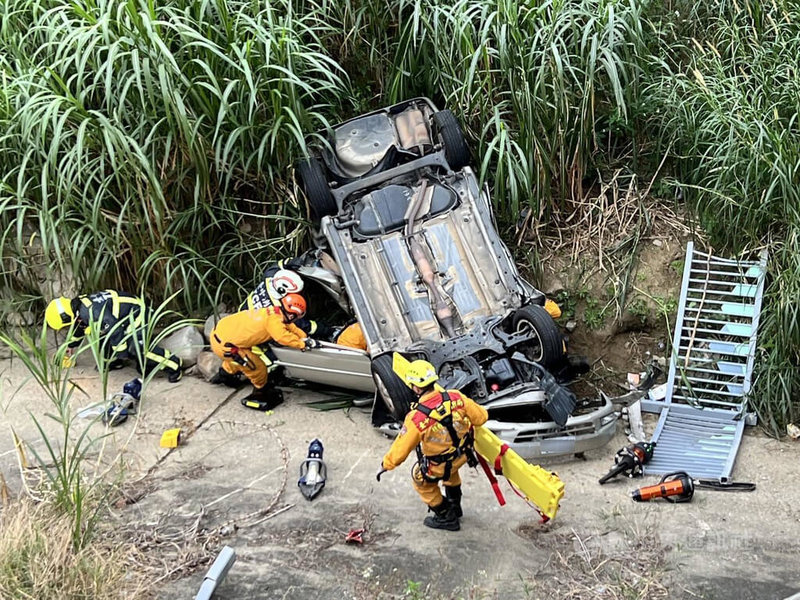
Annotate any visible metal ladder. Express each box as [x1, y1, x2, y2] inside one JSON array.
[[642, 241, 768, 479]]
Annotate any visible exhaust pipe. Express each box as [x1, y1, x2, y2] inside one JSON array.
[[404, 179, 457, 338]]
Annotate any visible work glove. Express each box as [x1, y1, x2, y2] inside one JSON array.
[[61, 355, 75, 368], [303, 337, 321, 351], [376, 465, 388, 482]]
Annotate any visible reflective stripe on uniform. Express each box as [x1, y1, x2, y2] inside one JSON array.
[[146, 351, 181, 371], [251, 345, 273, 366]]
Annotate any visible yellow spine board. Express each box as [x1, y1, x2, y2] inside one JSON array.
[[473, 426, 565, 521]]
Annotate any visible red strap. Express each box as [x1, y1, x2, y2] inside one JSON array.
[[494, 443, 510, 475], [476, 452, 506, 506]]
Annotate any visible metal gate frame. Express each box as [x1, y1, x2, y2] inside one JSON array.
[[641, 241, 768, 479]]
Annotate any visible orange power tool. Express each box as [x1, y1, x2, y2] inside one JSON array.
[[631, 471, 756, 503]]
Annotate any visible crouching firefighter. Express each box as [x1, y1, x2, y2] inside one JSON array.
[[44, 290, 183, 382], [209, 294, 319, 410], [376, 356, 488, 531], [243, 262, 331, 340]]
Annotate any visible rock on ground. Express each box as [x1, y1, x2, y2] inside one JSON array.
[[160, 325, 204, 367], [195, 350, 222, 381], [204, 313, 231, 343]]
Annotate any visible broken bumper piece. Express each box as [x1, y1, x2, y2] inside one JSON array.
[[485, 396, 617, 459]]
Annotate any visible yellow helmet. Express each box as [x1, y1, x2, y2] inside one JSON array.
[[403, 359, 438, 388], [45, 297, 74, 330]]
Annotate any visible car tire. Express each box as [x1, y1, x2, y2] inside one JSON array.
[[371, 354, 416, 421], [433, 110, 470, 170], [297, 158, 336, 224], [511, 304, 565, 370]]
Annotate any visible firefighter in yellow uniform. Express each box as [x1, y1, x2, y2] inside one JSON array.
[[335, 322, 367, 351], [376, 357, 488, 531], [210, 293, 318, 410]]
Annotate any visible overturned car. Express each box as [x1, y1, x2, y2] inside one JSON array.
[[273, 98, 615, 458]]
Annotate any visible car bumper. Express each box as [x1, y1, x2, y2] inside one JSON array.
[[484, 396, 617, 459]]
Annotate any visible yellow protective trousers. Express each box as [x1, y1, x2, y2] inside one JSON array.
[[412, 454, 468, 507], [210, 307, 306, 389], [211, 335, 269, 389], [335, 322, 367, 350]]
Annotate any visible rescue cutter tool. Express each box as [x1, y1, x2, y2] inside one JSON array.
[[631, 471, 756, 503], [298, 439, 327, 500], [598, 441, 656, 484]]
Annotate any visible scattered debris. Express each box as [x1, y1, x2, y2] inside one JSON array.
[[648, 383, 667, 402], [622, 400, 646, 443], [788, 424, 800, 440], [298, 439, 327, 500], [345, 528, 366, 544], [565, 320, 578, 333]]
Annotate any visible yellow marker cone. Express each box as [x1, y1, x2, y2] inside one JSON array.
[[160, 428, 182, 448]]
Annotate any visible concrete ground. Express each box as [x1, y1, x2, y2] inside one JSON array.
[[1, 354, 800, 599]]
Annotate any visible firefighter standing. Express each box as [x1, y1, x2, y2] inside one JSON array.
[[44, 290, 183, 382], [210, 293, 319, 410], [376, 357, 488, 531]]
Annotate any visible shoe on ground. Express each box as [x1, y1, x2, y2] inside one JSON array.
[[423, 500, 460, 531], [167, 369, 183, 383], [210, 367, 243, 388], [241, 387, 284, 411]]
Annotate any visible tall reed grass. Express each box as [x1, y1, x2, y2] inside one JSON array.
[[647, 0, 800, 432], [0, 0, 351, 315], [1, 0, 797, 429], [388, 0, 649, 220]]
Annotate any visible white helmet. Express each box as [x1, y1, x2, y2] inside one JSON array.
[[269, 269, 304, 298]]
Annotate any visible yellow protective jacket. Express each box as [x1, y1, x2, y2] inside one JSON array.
[[382, 388, 488, 471], [211, 306, 306, 350]]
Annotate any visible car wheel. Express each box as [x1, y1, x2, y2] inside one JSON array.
[[297, 157, 337, 224], [370, 354, 416, 421], [433, 110, 470, 170], [511, 304, 565, 370]]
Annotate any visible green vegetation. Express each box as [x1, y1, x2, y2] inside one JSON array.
[[627, 297, 650, 325], [0, 1, 797, 430], [583, 296, 608, 331]]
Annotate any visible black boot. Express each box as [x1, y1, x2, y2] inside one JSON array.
[[445, 485, 463, 518], [423, 499, 460, 531], [167, 368, 183, 383], [241, 386, 284, 411], [210, 367, 243, 388]]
